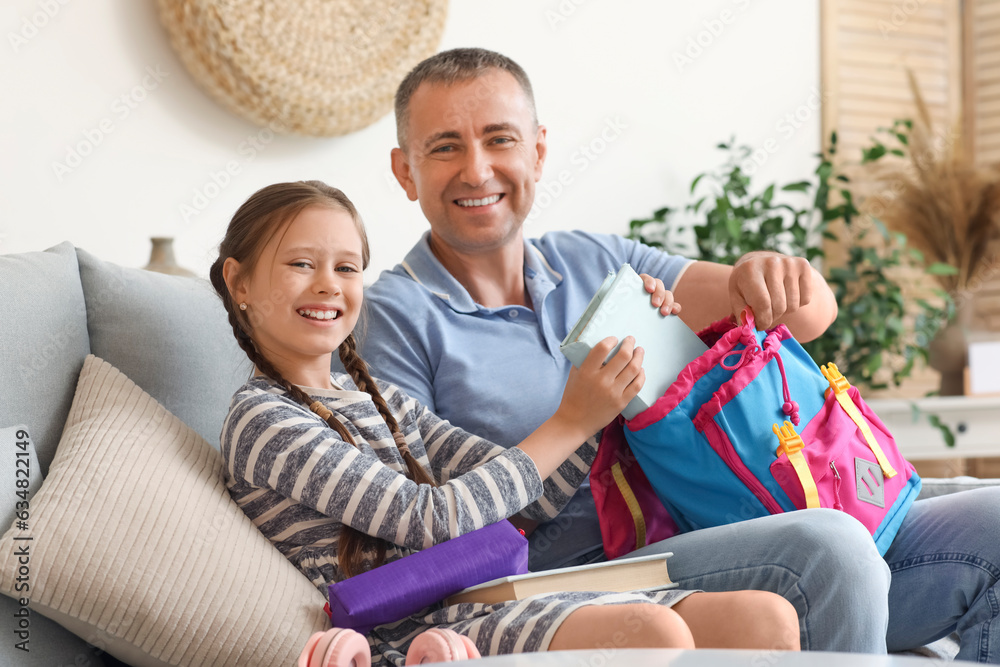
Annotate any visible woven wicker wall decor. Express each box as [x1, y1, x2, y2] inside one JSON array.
[[156, 0, 449, 137]]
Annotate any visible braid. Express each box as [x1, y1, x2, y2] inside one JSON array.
[[339, 334, 438, 488]]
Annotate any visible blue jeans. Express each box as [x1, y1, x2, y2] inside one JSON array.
[[626, 487, 1000, 661]]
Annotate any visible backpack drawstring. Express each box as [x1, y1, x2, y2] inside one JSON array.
[[721, 330, 761, 370], [774, 353, 800, 426], [721, 321, 799, 426]]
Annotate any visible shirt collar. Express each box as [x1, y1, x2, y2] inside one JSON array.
[[397, 232, 564, 314]]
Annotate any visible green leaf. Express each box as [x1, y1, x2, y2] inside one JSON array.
[[926, 413, 956, 448], [725, 216, 743, 239], [865, 354, 883, 376], [763, 184, 775, 204], [690, 173, 705, 194], [927, 262, 959, 276], [822, 207, 844, 221], [862, 143, 887, 163], [781, 181, 812, 192], [761, 217, 783, 237]]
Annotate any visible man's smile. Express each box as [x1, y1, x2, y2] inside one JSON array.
[[455, 194, 503, 208]]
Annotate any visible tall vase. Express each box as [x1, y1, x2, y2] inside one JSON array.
[[927, 301, 972, 396], [143, 237, 196, 277]]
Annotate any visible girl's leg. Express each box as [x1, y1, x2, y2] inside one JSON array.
[[548, 603, 695, 651], [672, 590, 800, 651]]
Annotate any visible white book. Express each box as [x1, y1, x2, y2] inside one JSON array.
[[445, 553, 675, 606], [560, 263, 708, 419]]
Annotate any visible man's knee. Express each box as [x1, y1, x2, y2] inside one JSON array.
[[780, 509, 883, 560], [782, 509, 890, 594]]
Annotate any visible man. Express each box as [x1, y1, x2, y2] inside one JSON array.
[[360, 47, 1000, 660]]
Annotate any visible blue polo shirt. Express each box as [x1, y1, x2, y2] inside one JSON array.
[[358, 230, 693, 570]]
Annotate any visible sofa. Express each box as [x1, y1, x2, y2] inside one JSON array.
[[1, 242, 995, 666]]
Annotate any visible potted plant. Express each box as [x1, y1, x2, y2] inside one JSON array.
[[628, 133, 952, 395], [853, 71, 1000, 395]]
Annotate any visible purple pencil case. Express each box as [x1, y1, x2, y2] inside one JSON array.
[[328, 520, 529, 634]]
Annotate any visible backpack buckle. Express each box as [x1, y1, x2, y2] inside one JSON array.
[[773, 420, 804, 456], [821, 362, 851, 395]]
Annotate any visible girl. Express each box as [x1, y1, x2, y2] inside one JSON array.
[[210, 180, 800, 666]]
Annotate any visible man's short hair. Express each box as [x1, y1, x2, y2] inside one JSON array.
[[394, 47, 537, 149]]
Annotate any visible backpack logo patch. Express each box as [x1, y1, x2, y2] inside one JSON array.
[[855, 458, 885, 508]]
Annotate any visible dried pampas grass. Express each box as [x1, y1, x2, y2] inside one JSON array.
[[860, 70, 1000, 293]]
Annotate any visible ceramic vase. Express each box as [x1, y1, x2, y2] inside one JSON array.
[[143, 237, 196, 277], [927, 301, 972, 396]]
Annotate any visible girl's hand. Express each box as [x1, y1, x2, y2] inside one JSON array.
[[640, 273, 681, 317], [556, 336, 645, 437]]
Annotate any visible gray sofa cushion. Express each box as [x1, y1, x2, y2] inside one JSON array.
[[917, 476, 1000, 500], [0, 242, 89, 474], [76, 248, 251, 449]]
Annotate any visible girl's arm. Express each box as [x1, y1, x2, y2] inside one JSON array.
[[224, 339, 641, 551], [223, 388, 544, 551], [416, 397, 598, 523]]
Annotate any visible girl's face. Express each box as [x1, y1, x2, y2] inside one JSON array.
[[233, 205, 365, 386]]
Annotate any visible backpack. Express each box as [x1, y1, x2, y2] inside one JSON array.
[[592, 311, 921, 559]]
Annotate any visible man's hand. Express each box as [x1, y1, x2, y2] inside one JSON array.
[[729, 251, 816, 330], [639, 273, 681, 316], [673, 251, 837, 342]]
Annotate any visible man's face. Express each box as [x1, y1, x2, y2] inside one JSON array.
[[391, 69, 547, 256]]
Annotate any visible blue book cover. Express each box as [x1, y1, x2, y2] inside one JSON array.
[[560, 263, 708, 419]]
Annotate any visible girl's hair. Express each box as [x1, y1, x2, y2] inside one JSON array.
[[209, 180, 437, 577]]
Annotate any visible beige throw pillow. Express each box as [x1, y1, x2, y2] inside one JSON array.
[[0, 355, 328, 667]]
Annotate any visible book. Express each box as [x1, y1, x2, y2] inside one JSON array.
[[444, 553, 675, 606], [560, 263, 709, 420]]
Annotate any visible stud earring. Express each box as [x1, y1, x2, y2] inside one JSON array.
[[239, 302, 248, 311]]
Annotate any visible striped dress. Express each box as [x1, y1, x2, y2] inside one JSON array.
[[221, 374, 693, 666]]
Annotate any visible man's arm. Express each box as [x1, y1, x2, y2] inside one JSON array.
[[672, 251, 838, 342]]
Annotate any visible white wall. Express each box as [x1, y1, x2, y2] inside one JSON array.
[[0, 0, 820, 280]]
